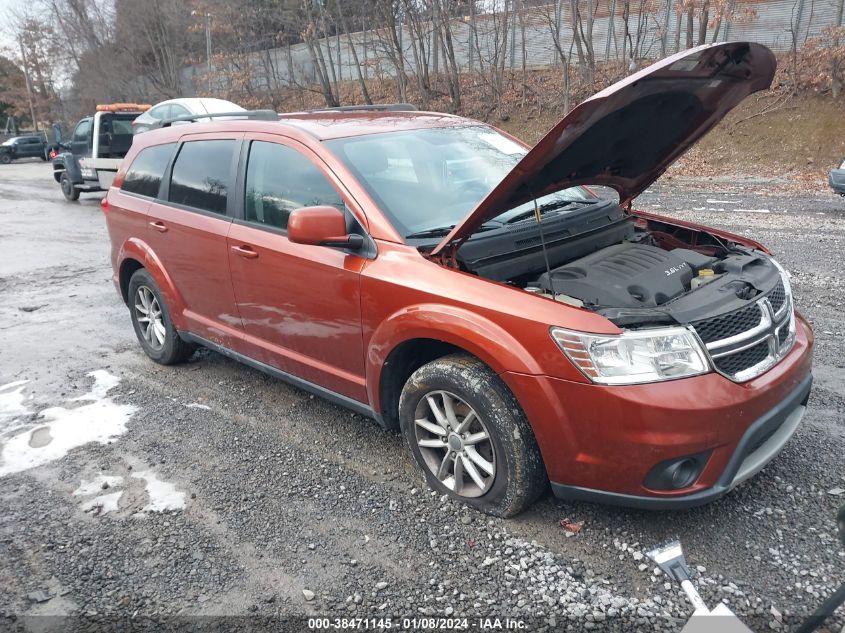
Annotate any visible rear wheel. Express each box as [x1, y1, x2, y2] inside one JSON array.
[[60, 172, 79, 201], [399, 353, 546, 517], [127, 269, 195, 365]]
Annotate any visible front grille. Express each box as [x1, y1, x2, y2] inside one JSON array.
[[713, 340, 770, 376], [691, 303, 762, 344], [769, 280, 786, 314], [691, 277, 794, 381]]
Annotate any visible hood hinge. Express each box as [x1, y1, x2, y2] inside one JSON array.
[[424, 242, 460, 269]]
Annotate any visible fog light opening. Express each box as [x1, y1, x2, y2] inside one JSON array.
[[668, 459, 699, 490], [643, 451, 711, 491]]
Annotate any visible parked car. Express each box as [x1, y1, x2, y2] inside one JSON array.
[[132, 98, 245, 134], [0, 135, 49, 164], [830, 157, 845, 196], [103, 42, 813, 517], [52, 103, 150, 201]]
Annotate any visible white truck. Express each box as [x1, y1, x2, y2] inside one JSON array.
[[52, 103, 150, 201]]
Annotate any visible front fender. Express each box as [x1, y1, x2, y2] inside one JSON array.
[[53, 152, 82, 183], [366, 303, 545, 412], [117, 238, 188, 331]]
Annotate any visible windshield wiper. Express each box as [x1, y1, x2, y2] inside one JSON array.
[[506, 198, 596, 224], [405, 225, 456, 239], [405, 222, 498, 240]]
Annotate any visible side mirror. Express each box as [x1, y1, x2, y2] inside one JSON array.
[[288, 205, 364, 250]]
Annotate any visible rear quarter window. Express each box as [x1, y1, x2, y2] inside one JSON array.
[[121, 143, 176, 198], [168, 139, 236, 215]]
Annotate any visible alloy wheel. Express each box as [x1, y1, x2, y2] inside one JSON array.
[[413, 390, 496, 498], [134, 285, 166, 351]]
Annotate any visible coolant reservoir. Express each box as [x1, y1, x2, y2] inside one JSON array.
[[691, 269, 716, 290]]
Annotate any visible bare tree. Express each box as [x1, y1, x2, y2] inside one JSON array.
[[403, 0, 432, 108], [429, 0, 462, 112], [336, 2, 372, 104], [539, 2, 572, 112]]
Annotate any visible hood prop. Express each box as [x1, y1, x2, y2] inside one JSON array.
[[533, 193, 555, 298]]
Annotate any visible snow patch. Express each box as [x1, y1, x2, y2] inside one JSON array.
[[0, 371, 136, 477], [132, 470, 186, 513], [706, 199, 740, 204], [73, 370, 121, 402], [185, 403, 211, 410], [735, 208, 771, 214], [80, 490, 123, 515], [73, 475, 124, 496], [0, 380, 31, 427]]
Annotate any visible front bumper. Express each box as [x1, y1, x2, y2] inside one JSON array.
[[501, 313, 814, 508], [550, 373, 810, 508]]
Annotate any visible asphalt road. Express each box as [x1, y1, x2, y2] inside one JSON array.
[[1, 159, 843, 632]]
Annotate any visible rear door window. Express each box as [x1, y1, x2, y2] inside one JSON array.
[[168, 139, 236, 215], [148, 105, 170, 120], [244, 141, 344, 231], [121, 143, 176, 198], [170, 104, 190, 118]]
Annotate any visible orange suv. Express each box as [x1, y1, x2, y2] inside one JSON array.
[[104, 42, 812, 516]]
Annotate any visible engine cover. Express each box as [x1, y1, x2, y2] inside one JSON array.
[[538, 243, 715, 308]]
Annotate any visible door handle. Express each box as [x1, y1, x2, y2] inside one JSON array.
[[231, 245, 259, 259], [149, 221, 168, 233]]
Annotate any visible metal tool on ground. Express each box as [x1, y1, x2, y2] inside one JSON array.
[[647, 539, 753, 633]]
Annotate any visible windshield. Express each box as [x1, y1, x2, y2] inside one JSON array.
[[1, 138, 17, 146], [327, 126, 597, 238]]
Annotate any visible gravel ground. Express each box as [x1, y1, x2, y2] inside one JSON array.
[[0, 160, 843, 632]]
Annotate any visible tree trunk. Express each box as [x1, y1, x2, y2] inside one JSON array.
[[697, 0, 710, 46], [570, 0, 589, 80], [673, 9, 682, 53], [685, 6, 694, 49], [622, 0, 631, 68], [337, 2, 372, 105]]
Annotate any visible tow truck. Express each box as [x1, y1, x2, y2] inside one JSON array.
[[52, 103, 150, 201]]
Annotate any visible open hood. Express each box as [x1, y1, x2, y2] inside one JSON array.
[[431, 42, 776, 257]]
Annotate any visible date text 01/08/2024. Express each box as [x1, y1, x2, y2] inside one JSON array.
[[307, 617, 527, 630]]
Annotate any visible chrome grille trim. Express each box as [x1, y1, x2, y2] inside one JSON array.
[[704, 304, 769, 352], [692, 279, 795, 382]]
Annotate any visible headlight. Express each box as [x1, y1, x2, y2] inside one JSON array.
[[551, 326, 710, 385]]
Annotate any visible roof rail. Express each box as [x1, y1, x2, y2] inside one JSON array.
[[306, 103, 418, 113], [157, 109, 279, 128]]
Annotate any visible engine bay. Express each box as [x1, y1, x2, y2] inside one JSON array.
[[455, 200, 783, 328]]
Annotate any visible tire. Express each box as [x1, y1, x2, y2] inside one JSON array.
[[60, 172, 79, 201], [127, 269, 195, 365], [0, 154, 11, 165], [399, 353, 546, 517]]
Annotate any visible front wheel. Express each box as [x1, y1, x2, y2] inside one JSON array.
[[60, 172, 79, 201], [399, 353, 547, 517], [127, 269, 195, 365], [0, 154, 11, 165]]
